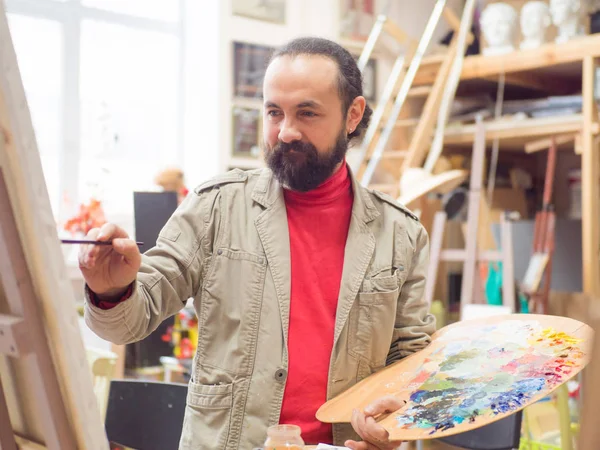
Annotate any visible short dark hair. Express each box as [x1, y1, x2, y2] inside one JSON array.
[[268, 36, 373, 143]]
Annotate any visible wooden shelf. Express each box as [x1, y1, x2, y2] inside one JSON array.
[[443, 114, 590, 151], [415, 33, 600, 87]]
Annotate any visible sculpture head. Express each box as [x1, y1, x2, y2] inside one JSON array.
[[549, 0, 581, 25], [481, 2, 518, 47], [521, 1, 552, 38]]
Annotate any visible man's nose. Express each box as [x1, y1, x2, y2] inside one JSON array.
[[278, 120, 302, 143]]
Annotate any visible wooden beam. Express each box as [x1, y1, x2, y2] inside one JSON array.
[[382, 18, 412, 45], [581, 56, 600, 297], [441, 6, 474, 45], [445, 114, 589, 146], [414, 33, 600, 85], [524, 133, 577, 153]]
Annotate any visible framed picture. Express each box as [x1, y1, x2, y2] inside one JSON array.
[[233, 42, 275, 99], [340, 0, 375, 41], [232, 106, 263, 159], [232, 0, 286, 24]]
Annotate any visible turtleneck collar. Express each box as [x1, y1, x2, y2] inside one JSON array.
[[283, 162, 351, 206]]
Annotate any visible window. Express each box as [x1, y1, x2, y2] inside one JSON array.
[[7, 13, 63, 217], [4, 0, 184, 229], [79, 19, 180, 219], [81, 0, 179, 22]]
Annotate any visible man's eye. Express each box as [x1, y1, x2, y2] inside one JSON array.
[[267, 110, 280, 117], [301, 111, 316, 117]]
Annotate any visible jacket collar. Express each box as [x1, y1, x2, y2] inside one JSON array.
[[251, 165, 380, 224]]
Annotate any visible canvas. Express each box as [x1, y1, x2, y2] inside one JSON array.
[[317, 314, 593, 441]]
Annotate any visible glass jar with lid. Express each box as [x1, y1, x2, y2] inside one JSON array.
[[263, 424, 305, 449]]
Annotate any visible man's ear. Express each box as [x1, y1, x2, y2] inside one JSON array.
[[346, 96, 366, 134]]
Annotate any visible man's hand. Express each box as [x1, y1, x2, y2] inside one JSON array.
[[78, 223, 141, 298], [345, 396, 405, 450]]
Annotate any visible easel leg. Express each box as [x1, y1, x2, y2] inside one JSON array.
[[0, 375, 17, 450], [0, 170, 76, 450]]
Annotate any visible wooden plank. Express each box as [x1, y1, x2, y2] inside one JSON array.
[[414, 33, 600, 85], [424, 0, 478, 173], [401, 35, 460, 170], [445, 114, 588, 147], [440, 249, 503, 262], [581, 56, 600, 297], [382, 18, 411, 45], [525, 133, 577, 153], [500, 213, 516, 312], [460, 121, 485, 308], [425, 212, 446, 307], [0, 4, 108, 448]]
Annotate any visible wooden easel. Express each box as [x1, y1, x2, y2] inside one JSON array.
[[424, 117, 516, 315], [0, 3, 108, 447], [520, 137, 558, 314]]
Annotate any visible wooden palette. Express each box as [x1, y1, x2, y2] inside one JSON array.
[[316, 314, 593, 441]]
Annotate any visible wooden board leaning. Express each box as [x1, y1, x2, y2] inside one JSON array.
[[0, 1, 108, 448]]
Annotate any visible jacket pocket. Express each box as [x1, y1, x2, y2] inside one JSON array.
[[197, 248, 267, 376], [348, 268, 403, 367], [179, 381, 233, 449]]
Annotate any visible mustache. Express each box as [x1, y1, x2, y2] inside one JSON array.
[[272, 140, 317, 155]]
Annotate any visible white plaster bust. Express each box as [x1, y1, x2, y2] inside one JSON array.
[[481, 2, 519, 56], [520, 1, 552, 50], [549, 0, 586, 44]]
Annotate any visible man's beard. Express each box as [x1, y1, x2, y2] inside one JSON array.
[[263, 129, 348, 192]]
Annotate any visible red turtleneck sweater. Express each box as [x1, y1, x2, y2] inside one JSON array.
[[279, 163, 353, 444]]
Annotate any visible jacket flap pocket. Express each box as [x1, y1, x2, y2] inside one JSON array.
[[187, 381, 233, 409]]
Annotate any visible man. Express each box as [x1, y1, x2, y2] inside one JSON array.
[[81, 37, 435, 449]]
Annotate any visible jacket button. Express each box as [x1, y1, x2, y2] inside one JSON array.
[[274, 368, 287, 382], [217, 249, 223, 255]]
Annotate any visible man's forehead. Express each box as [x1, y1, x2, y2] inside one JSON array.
[[263, 54, 338, 100]]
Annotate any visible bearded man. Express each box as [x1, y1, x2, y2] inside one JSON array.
[[80, 36, 435, 450]]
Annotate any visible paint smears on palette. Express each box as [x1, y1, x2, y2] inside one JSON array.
[[395, 320, 584, 435], [315, 314, 593, 441]]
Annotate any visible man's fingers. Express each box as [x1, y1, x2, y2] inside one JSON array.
[[79, 228, 100, 268], [364, 395, 406, 416], [351, 408, 368, 440], [352, 409, 391, 448], [362, 416, 390, 443], [344, 440, 370, 450], [112, 238, 141, 264], [97, 223, 129, 241]]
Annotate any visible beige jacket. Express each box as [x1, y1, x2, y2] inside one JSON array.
[[84, 167, 436, 449]]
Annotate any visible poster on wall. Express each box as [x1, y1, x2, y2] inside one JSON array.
[[232, 0, 286, 24], [233, 42, 275, 98], [232, 106, 262, 159], [340, 0, 375, 41]]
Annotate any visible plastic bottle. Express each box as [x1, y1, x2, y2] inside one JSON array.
[[263, 424, 305, 449]]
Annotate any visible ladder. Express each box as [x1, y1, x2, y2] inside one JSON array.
[[352, 1, 475, 198]]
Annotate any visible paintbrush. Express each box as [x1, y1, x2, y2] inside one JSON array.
[[60, 239, 144, 246]]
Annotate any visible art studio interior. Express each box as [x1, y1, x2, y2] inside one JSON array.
[[1, 0, 600, 449]]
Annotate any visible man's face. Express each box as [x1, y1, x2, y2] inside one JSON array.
[[262, 54, 349, 192]]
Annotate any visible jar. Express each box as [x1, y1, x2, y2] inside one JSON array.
[[263, 424, 305, 449]]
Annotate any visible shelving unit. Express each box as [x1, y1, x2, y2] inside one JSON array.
[[418, 33, 600, 298]]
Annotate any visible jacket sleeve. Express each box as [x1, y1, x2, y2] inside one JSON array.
[[84, 188, 220, 345], [386, 220, 436, 365]]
